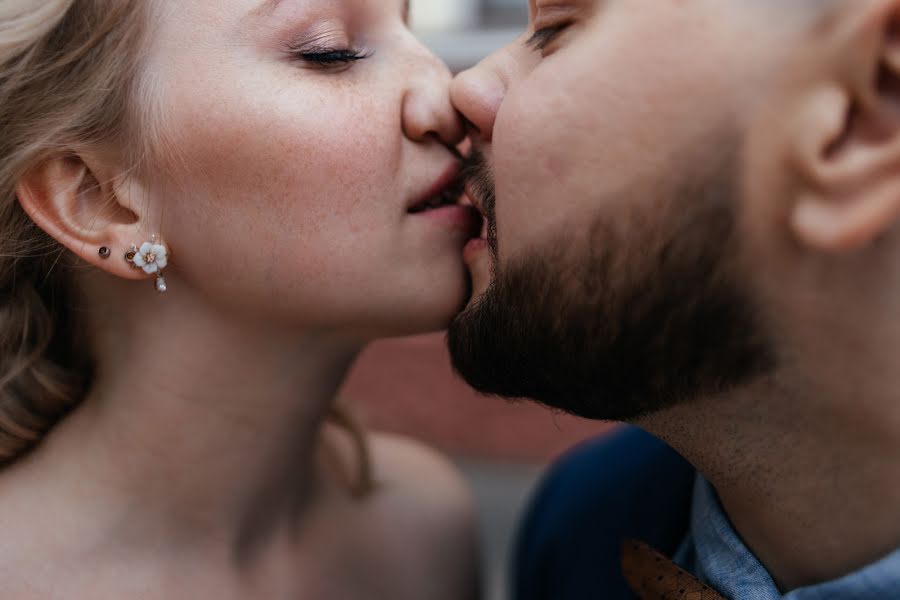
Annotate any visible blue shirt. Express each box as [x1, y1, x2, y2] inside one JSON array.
[[675, 476, 900, 600]]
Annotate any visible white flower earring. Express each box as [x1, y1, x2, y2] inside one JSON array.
[[125, 234, 169, 293]]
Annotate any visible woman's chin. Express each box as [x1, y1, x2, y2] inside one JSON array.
[[377, 281, 470, 338]]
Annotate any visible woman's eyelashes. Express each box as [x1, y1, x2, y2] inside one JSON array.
[[285, 27, 373, 71], [290, 46, 373, 70]]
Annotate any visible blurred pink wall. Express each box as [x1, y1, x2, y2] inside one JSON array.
[[341, 333, 614, 463]]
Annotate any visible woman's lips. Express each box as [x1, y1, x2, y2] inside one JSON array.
[[407, 168, 483, 245], [410, 203, 482, 236], [408, 162, 463, 213]]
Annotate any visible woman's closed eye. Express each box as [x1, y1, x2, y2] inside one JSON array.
[[290, 46, 374, 70]]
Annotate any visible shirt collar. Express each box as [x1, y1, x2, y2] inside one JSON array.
[[683, 475, 900, 600]]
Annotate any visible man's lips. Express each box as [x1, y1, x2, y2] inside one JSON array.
[[463, 183, 489, 240], [463, 181, 484, 216]]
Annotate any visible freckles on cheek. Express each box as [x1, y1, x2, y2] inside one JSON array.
[[169, 111, 359, 215], [154, 63, 405, 258]]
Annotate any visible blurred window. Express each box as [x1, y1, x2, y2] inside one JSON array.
[[413, 0, 527, 70], [483, 0, 528, 28]]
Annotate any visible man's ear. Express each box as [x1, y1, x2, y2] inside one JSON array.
[[16, 154, 150, 281], [789, 0, 900, 253]]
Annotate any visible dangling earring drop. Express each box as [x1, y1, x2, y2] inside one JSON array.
[[125, 234, 169, 293]]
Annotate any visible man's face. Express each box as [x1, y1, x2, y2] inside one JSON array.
[[446, 0, 807, 420]]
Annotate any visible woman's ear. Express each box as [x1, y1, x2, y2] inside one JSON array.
[[789, 0, 900, 253], [16, 154, 151, 281]]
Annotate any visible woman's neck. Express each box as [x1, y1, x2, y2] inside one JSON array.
[[4, 280, 363, 563]]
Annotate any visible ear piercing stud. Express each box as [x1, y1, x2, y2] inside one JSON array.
[[125, 234, 169, 293], [98, 246, 111, 259]]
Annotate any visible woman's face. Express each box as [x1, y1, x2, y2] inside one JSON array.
[[137, 0, 477, 337]]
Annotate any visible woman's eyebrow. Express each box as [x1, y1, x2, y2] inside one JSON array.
[[250, 0, 408, 24], [248, 0, 283, 20]]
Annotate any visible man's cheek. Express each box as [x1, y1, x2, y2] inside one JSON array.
[[493, 156, 576, 262]]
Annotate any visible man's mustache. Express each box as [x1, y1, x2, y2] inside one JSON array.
[[460, 147, 493, 205], [460, 147, 498, 259]]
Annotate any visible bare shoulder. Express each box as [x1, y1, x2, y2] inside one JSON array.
[[367, 432, 482, 599], [369, 433, 472, 508], [367, 432, 478, 545]]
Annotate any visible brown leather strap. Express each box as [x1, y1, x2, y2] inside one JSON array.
[[622, 539, 727, 600]]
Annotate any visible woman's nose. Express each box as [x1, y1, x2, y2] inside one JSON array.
[[402, 50, 466, 147], [450, 58, 505, 143]]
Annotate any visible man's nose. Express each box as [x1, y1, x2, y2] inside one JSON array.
[[451, 59, 506, 143]]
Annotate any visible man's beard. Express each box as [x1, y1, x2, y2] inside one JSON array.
[[448, 146, 775, 422]]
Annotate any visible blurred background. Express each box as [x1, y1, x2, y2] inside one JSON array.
[[344, 334, 615, 599], [340, 5, 614, 599], [408, 0, 526, 72]]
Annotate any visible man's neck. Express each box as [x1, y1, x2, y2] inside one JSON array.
[[637, 376, 900, 591]]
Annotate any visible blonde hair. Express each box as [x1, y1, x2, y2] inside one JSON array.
[[0, 0, 148, 465], [0, 1, 372, 491]]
